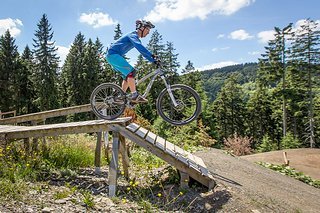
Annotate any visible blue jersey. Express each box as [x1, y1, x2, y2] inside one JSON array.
[[107, 31, 155, 63]]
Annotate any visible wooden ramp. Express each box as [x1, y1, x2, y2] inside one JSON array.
[[0, 118, 130, 140], [109, 123, 215, 190]]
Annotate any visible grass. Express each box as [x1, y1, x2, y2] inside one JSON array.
[[258, 162, 320, 188], [0, 134, 99, 199], [0, 133, 203, 211]]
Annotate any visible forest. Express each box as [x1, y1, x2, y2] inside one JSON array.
[[1, 14, 319, 152]]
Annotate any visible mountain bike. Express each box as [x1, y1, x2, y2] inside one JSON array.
[[90, 63, 201, 126]]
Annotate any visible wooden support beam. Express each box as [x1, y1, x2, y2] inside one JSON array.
[[119, 134, 130, 179], [95, 132, 103, 174], [180, 171, 190, 189], [109, 131, 120, 197]]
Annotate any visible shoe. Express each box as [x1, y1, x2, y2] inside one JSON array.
[[131, 94, 148, 103]]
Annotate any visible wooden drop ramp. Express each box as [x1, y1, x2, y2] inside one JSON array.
[[0, 105, 215, 196], [109, 123, 215, 192]]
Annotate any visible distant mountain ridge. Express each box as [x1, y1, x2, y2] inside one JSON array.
[[200, 63, 258, 101]]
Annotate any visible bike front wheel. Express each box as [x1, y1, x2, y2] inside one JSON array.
[[90, 83, 126, 120], [156, 84, 202, 126]]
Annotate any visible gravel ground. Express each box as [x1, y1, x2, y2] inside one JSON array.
[[195, 148, 320, 213], [1, 148, 319, 213]]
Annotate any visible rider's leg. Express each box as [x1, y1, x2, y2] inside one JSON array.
[[126, 75, 136, 93], [121, 80, 129, 92]]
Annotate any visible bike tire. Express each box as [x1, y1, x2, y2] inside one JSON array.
[[90, 83, 126, 120], [156, 84, 202, 126]]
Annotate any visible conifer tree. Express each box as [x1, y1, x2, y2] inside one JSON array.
[[60, 32, 86, 108], [32, 14, 60, 111], [113, 23, 122, 40], [0, 30, 19, 112], [17, 46, 37, 114], [289, 19, 320, 147], [212, 74, 247, 141]]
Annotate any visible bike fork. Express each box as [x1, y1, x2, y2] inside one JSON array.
[[161, 76, 178, 107]]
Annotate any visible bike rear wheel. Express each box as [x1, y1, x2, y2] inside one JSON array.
[[90, 83, 126, 120], [156, 84, 202, 126]]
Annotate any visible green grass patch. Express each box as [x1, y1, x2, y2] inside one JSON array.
[[258, 162, 320, 188]]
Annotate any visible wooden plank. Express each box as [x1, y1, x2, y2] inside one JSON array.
[[126, 123, 140, 133], [174, 145, 186, 156], [1, 118, 132, 140], [145, 131, 157, 144], [155, 136, 166, 151], [165, 141, 175, 157], [135, 127, 149, 139], [0, 104, 92, 125]]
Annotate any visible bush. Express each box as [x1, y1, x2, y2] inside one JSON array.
[[280, 132, 302, 149], [224, 133, 253, 156], [257, 134, 277, 152]]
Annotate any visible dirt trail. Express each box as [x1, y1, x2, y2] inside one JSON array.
[[195, 148, 320, 213], [241, 148, 320, 179]]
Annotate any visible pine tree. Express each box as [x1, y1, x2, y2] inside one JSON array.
[[17, 46, 37, 114], [60, 32, 86, 108], [163, 41, 179, 83], [113, 23, 122, 40], [258, 24, 293, 138], [32, 14, 60, 111], [289, 19, 320, 147], [0, 30, 19, 112], [212, 74, 247, 142]]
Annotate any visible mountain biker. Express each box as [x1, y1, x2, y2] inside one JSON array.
[[106, 20, 159, 103]]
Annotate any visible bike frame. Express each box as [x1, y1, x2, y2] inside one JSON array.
[[134, 67, 179, 107]]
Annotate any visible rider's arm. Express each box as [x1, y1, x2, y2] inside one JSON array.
[[128, 33, 155, 63]]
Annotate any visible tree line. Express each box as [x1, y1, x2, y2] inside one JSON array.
[[0, 14, 319, 151], [205, 19, 320, 149]]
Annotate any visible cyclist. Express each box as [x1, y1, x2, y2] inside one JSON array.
[[106, 20, 158, 103]]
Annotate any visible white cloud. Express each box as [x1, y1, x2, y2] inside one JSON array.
[[217, 34, 225, 39], [0, 18, 23, 37], [248, 51, 260, 55], [293, 19, 320, 35], [257, 30, 275, 43], [212, 47, 230, 52], [79, 12, 117, 28], [56, 45, 70, 67], [144, 0, 255, 23], [197, 61, 238, 71], [229, 29, 254, 40]]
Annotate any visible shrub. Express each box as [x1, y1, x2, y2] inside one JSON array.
[[280, 132, 302, 149], [257, 134, 277, 152], [224, 133, 253, 156]]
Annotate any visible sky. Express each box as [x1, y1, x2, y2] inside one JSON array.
[[0, 0, 319, 71]]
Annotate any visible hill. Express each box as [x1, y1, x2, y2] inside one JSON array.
[[200, 63, 258, 101]]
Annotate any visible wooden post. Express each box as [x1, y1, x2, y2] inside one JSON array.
[[31, 120, 39, 153], [95, 132, 102, 174], [119, 134, 129, 179], [109, 131, 120, 197], [180, 171, 189, 189], [104, 131, 110, 162], [283, 151, 289, 166]]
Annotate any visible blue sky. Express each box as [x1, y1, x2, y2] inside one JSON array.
[[0, 0, 319, 71]]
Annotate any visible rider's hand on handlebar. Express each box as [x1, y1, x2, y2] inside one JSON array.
[[152, 54, 162, 67]]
